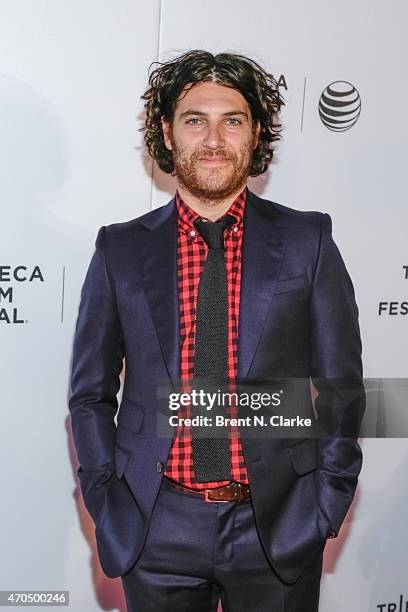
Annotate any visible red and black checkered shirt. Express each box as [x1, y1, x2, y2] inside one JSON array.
[[163, 187, 249, 488]]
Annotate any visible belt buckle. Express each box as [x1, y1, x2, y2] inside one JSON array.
[[204, 488, 230, 503]]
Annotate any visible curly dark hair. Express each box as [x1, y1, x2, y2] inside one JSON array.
[[140, 50, 285, 176]]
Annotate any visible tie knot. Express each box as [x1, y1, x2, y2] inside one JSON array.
[[194, 214, 235, 249]]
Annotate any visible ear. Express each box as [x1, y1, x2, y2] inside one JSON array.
[[161, 116, 173, 151]]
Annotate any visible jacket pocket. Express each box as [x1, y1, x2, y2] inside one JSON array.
[[288, 438, 319, 475], [275, 275, 307, 295], [116, 398, 145, 433]]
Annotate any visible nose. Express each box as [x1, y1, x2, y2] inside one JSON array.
[[202, 122, 225, 150]]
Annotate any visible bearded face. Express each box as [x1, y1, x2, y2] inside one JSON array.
[[162, 82, 260, 203]]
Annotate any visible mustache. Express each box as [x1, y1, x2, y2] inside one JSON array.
[[195, 150, 232, 160]]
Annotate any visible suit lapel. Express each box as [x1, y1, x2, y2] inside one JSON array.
[[138, 197, 180, 389], [238, 190, 288, 379]]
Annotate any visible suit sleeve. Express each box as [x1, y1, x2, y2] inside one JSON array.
[[310, 213, 365, 537], [68, 225, 124, 522]]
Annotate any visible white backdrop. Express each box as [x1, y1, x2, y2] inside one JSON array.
[[1, 1, 407, 610]]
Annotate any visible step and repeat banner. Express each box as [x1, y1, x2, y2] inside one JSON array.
[[1, 1, 407, 610]]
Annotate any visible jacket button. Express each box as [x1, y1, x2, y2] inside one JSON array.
[[156, 461, 163, 472]]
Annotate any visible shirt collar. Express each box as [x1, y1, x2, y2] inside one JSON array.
[[176, 187, 247, 236]]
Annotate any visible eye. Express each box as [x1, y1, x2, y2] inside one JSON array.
[[226, 118, 242, 126], [186, 117, 202, 125]]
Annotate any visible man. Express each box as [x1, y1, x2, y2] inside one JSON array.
[[69, 50, 365, 611]]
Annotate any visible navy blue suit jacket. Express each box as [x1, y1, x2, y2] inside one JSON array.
[[68, 189, 365, 584]]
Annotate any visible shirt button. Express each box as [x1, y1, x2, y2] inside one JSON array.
[[233, 226, 238, 232], [190, 230, 196, 237], [156, 461, 163, 473]]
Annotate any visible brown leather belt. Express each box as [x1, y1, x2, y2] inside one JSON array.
[[164, 476, 251, 503]]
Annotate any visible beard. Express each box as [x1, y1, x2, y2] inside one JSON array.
[[170, 136, 256, 202]]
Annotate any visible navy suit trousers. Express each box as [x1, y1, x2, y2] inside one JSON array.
[[121, 476, 324, 612]]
